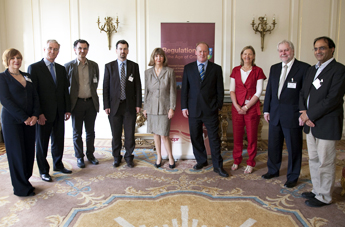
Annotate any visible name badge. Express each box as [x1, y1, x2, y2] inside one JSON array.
[[128, 74, 134, 82], [287, 82, 296, 89], [93, 76, 97, 83], [313, 78, 322, 90], [24, 76, 32, 83]]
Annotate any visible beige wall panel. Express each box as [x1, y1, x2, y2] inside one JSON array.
[[299, 0, 332, 65], [38, 0, 71, 64], [222, 0, 233, 89], [3, 0, 35, 71], [77, 0, 138, 65], [0, 2, 5, 72], [337, 1, 345, 63], [233, 0, 291, 77]]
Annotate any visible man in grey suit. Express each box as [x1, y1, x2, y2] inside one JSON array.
[[300, 36, 345, 207], [103, 40, 142, 168], [64, 39, 100, 168]]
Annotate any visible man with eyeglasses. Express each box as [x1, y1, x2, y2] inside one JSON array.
[[28, 40, 72, 182], [262, 40, 310, 188], [299, 36, 345, 207], [65, 39, 100, 168]]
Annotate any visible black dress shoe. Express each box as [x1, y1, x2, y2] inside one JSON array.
[[301, 191, 316, 199], [169, 161, 176, 169], [124, 155, 134, 168], [154, 161, 162, 168], [127, 161, 134, 168], [261, 172, 279, 179], [113, 156, 122, 167], [305, 198, 329, 207], [15, 191, 36, 197], [87, 156, 99, 165], [28, 187, 35, 196], [284, 181, 297, 188], [214, 167, 229, 177], [193, 162, 208, 170], [54, 167, 72, 174], [113, 161, 120, 167], [41, 173, 52, 182], [77, 158, 85, 168]]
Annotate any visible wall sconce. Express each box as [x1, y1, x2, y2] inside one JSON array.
[[251, 15, 277, 51], [97, 16, 120, 50]]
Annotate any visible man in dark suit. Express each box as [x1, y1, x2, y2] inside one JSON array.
[[65, 39, 99, 168], [262, 40, 310, 188], [28, 40, 72, 182], [181, 42, 228, 177], [103, 40, 142, 168], [299, 36, 345, 207]]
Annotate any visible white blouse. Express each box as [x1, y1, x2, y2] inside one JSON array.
[[230, 69, 263, 98]]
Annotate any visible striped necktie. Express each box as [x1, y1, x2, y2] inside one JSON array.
[[200, 63, 205, 81]]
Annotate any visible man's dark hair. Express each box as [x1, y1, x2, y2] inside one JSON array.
[[73, 39, 89, 48], [314, 36, 336, 49], [116, 40, 129, 49]]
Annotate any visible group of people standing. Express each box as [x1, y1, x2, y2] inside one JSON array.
[[0, 39, 175, 197], [262, 36, 345, 208], [228, 36, 345, 208], [1, 36, 344, 209]]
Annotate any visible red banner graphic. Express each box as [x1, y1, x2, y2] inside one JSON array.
[[161, 23, 215, 158]]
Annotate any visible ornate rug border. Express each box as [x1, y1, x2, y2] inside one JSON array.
[[61, 190, 310, 227]]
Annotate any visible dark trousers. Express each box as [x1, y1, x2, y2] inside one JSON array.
[[267, 122, 303, 182], [188, 114, 223, 168], [108, 100, 136, 158], [72, 98, 97, 159], [2, 123, 35, 196], [36, 112, 65, 174]]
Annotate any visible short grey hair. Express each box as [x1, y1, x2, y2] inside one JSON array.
[[46, 39, 60, 49], [277, 40, 294, 51]]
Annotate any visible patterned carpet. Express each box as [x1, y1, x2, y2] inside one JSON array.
[[0, 140, 345, 227], [0, 144, 5, 156]]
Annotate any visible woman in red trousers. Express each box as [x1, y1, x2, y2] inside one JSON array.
[[230, 46, 266, 174]]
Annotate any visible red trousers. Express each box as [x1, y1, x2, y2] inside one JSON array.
[[231, 105, 260, 167]]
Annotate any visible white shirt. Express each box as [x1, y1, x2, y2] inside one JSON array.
[[281, 58, 295, 80], [229, 68, 263, 98]]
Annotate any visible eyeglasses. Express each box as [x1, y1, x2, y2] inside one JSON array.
[[48, 47, 59, 52], [313, 46, 328, 52]]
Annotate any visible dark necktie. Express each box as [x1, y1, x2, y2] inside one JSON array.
[[200, 63, 205, 81], [120, 62, 126, 100]]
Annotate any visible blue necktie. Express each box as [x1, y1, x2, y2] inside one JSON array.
[[49, 63, 57, 85], [200, 63, 205, 81]]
